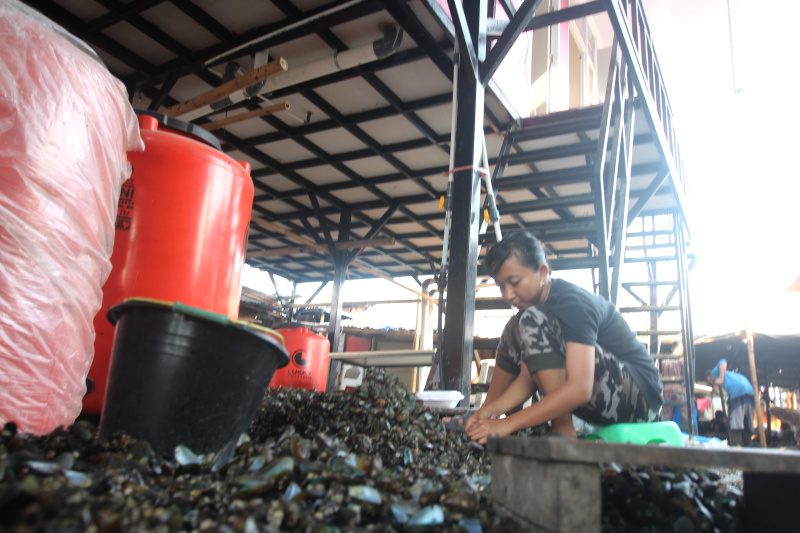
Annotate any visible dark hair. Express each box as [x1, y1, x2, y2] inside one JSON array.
[[484, 231, 548, 278]]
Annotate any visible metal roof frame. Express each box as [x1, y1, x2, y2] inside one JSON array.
[[21, 0, 695, 401], [22, 0, 689, 283]]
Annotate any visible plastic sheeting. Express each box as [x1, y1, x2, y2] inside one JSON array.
[[0, 0, 144, 434]]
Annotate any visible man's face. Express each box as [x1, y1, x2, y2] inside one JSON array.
[[493, 254, 547, 310]]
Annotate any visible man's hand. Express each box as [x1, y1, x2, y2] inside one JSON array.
[[715, 377, 723, 386], [464, 405, 497, 433], [466, 417, 514, 444]]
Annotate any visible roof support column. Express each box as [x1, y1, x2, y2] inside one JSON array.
[[442, 0, 486, 402], [326, 209, 351, 392], [673, 213, 697, 437]]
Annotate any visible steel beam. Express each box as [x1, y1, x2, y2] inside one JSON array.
[[442, 0, 486, 402], [480, 0, 543, 85], [447, 0, 481, 82], [602, 0, 691, 233], [590, 42, 621, 300], [627, 166, 670, 223], [326, 210, 351, 392], [609, 74, 636, 305], [674, 213, 697, 436]]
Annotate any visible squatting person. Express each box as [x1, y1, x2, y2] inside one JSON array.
[[465, 231, 663, 443]]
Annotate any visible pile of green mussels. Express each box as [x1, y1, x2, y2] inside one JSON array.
[[0, 369, 745, 532], [0, 370, 519, 532]]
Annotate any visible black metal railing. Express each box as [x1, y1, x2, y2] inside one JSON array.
[[604, 0, 686, 198]]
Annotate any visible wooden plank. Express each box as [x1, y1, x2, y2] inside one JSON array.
[[200, 102, 290, 131], [492, 453, 600, 532], [489, 437, 800, 531], [487, 437, 800, 474]]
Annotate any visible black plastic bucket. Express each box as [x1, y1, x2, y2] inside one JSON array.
[[98, 299, 289, 455]]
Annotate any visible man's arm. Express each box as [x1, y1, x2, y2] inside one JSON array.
[[501, 342, 595, 434], [467, 343, 595, 443], [481, 369, 538, 418], [716, 361, 727, 387], [482, 366, 518, 406]]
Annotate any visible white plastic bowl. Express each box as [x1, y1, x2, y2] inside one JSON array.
[[415, 390, 464, 409]]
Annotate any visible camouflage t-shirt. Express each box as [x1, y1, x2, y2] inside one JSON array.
[[492, 279, 663, 412], [494, 308, 564, 376]]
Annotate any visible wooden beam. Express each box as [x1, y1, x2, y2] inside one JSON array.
[[200, 102, 289, 130], [246, 237, 395, 258], [162, 57, 287, 117], [746, 331, 768, 447]]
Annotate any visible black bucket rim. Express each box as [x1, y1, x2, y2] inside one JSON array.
[[107, 298, 289, 369]]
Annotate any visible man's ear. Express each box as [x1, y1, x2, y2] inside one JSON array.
[[538, 264, 549, 278]]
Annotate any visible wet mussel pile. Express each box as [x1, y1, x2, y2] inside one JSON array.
[[0, 370, 517, 532], [0, 369, 744, 532], [600, 464, 744, 532]]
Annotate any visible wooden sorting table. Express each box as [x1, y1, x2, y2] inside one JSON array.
[[487, 437, 800, 533]]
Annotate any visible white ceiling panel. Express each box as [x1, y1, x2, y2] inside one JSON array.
[[392, 146, 449, 171], [359, 115, 430, 146], [314, 77, 389, 115], [375, 59, 452, 101], [255, 138, 317, 164], [141, 4, 219, 51], [344, 155, 399, 178], [255, 173, 302, 192], [305, 128, 367, 155], [296, 165, 350, 185], [414, 103, 454, 135], [193, 0, 285, 33], [103, 22, 177, 65]]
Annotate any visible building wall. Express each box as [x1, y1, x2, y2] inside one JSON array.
[[530, 1, 607, 114], [529, 2, 551, 115]]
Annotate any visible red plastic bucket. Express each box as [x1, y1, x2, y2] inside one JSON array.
[[84, 112, 254, 415], [269, 327, 331, 391]]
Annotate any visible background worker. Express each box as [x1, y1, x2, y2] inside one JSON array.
[[707, 359, 755, 446], [660, 355, 690, 429], [709, 410, 728, 436], [465, 231, 663, 443]]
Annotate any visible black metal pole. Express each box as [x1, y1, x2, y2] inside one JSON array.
[[674, 213, 696, 437], [442, 0, 486, 403], [326, 210, 351, 392]]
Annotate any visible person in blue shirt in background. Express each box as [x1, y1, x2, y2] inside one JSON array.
[[707, 359, 755, 447]]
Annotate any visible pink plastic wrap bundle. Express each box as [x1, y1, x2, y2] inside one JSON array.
[[0, 0, 144, 434]]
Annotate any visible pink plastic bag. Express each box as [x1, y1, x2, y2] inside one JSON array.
[[0, 0, 144, 434]]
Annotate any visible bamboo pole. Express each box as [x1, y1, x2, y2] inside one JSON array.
[[201, 102, 289, 131], [162, 57, 288, 117], [746, 329, 768, 447]]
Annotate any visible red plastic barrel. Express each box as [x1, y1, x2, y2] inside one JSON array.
[[269, 327, 331, 391], [83, 112, 254, 415]]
